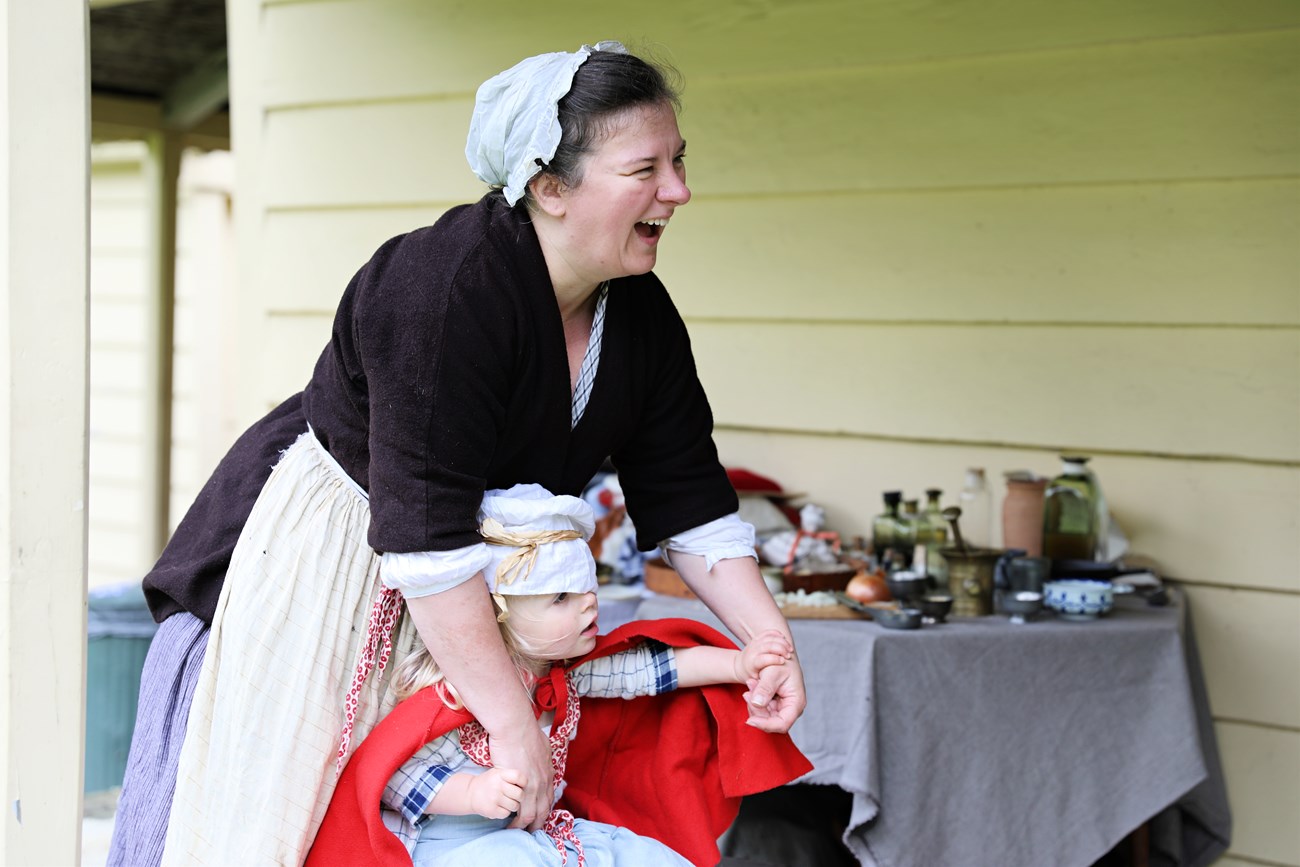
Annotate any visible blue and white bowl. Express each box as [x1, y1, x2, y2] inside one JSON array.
[[1043, 579, 1114, 621]]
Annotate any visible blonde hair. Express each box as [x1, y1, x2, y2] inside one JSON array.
[[392, 594, 551, 709]]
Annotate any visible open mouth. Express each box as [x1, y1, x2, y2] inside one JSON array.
[[634, 218, 668, 240], [581, 620, 599, 637]]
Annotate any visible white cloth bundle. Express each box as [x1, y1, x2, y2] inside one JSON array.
[[478, 483, 598, 596]]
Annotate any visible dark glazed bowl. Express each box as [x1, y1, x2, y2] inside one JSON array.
[[1002, 590, 1044, 624], [916, 595, 953, 624], [885, 571, 930, 604], [872, 606, 924, 630]]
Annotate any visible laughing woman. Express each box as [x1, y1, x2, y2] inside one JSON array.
[[109, 41, 807, 867]]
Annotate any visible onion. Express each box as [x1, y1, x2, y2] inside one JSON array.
[[846, 571, 892, 604]]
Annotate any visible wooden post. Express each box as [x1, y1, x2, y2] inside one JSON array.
[[0, 2, 91, 864], [143, 131, 181, 558]]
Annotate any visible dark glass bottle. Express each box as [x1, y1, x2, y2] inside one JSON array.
[[895, 498, 922, 566], [921, 488, 950, 585], [872, 491, 902, 560], [1042, 456, 1097, 561]]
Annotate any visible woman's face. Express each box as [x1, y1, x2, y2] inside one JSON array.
[[508, 591, 600, 660], [540, 102, 691, 289]]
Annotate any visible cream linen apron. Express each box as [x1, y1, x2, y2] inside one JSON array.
[[163, 430, 420, 866]]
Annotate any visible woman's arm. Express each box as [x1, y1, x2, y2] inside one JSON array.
[[404, 579, 552, 830], [670, 553, 808, 732]]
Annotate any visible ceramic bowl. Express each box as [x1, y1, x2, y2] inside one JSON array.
[[872, 606, 924, 630], [1001, 590, 1043, 624], [1043, 579, 1114, 621], [916, 595, 953, 624], [885, 570, 930, 604]]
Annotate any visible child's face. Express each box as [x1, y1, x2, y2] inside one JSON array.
[[508, 591, 600, 660]]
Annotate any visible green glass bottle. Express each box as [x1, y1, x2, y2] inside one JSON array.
[[872, 491, 902, 562], [922, 488, 950, 586], [895, 498, 922, 566], [1043, 456, 1097, 561]]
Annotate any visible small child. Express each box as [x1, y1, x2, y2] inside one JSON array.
[[331, 484, 797, 867]]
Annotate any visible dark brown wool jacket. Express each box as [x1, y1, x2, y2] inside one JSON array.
[[144, 193, 736, 624]]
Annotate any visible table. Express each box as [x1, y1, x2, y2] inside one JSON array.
[[630, 590, 1231, 867]]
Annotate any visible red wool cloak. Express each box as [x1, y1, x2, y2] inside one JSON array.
[[305, 618, 812, 867]]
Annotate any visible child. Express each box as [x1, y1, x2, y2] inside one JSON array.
[[307, 484, 811, 867]]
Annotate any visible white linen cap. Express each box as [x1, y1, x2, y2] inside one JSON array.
[[478, 483, 598, 597], [465, 41, 627, 206]]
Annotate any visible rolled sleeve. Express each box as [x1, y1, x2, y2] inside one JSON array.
[[659, 512, 758, 572], [380, 543, 492, 599]]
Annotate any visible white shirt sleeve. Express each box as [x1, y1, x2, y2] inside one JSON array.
[[659, 512, 758, 572], [380, 544, 493, 599]]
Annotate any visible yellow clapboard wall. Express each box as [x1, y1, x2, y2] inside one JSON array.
[[89, 145, 237, 589], [228, 1, 1300, 861], [89, 145, 154, 588]]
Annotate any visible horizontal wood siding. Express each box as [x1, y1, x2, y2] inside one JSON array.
[[656, 183, 1300, 326], [229, 1, 1299, 862], [89, 145, 235, 590], [1216, 722, 1300, 864], [89, 143, 151, 590], [170, 150, 238, 529], [692, 323, 1298, 462]]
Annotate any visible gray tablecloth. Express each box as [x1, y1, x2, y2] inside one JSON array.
[[632, 590, 1230, 867]]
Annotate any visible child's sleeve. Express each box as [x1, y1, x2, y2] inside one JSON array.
[[570, 640, 678, 699], [382, 732, 474, 824]]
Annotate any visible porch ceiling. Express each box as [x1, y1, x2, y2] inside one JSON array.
[[90, 0, 228, 124]]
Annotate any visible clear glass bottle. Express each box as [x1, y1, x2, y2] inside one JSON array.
[[1042, 456, 1097, 561], [958, 468, 992, 549]]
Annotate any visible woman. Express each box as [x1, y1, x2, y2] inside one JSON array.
[[109, 41, 806, 867]]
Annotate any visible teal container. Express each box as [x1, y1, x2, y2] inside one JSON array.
[[85, 583, 158, 793]]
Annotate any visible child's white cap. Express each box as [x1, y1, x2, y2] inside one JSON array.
[[478, 483, 598, 597]]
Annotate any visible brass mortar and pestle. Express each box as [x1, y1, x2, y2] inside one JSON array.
[[939, 506, 1003, 617]]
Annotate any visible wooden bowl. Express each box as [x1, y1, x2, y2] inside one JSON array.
[[643, 559, 696, 599]]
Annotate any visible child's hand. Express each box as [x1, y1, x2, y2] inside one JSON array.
[[734, 629, 793, 683], [468, 767, 526, 820]]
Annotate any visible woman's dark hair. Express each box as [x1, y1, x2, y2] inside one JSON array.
[[530, 49, 681, 199]]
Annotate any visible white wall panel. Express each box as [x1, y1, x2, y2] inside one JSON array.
[[686, 31, 1299, 196], [1186, 586, 1300, 730], [1216, 722, 1300, 864], [656, 180, 1300, 326], [259, 208, 449, 313], [692, 323, 1300, 462], [258, 313, 335, 403], [258, 0, 1300, 107], [261, 101, 482, 209]]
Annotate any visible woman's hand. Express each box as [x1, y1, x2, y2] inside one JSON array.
[[487, 721, 555, 830], [468, 767, 527, 820], [404, 581, 553, 830], [743, 650, 807, 733], [671, 552, 809, 733]]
